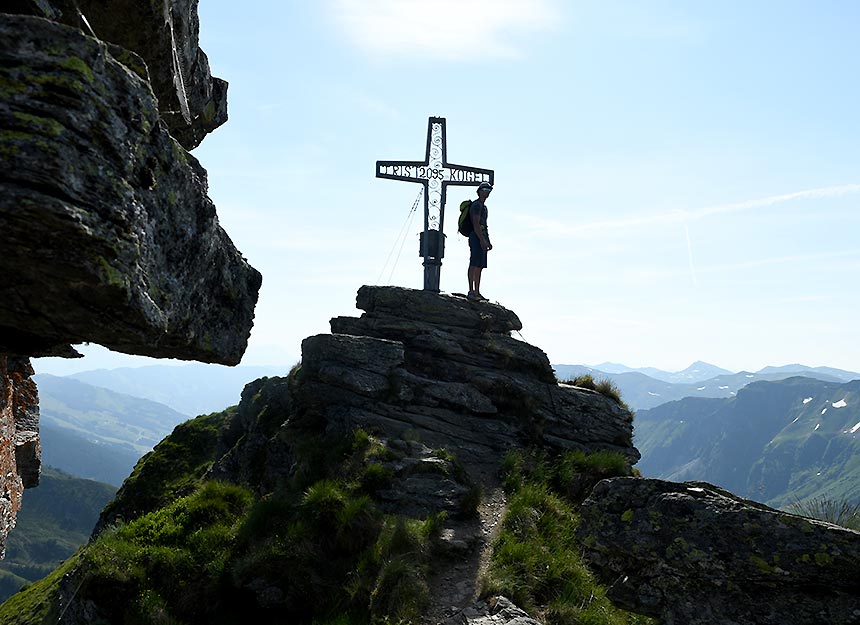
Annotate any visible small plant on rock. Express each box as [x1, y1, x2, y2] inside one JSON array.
[[564, 374, 629, 411], [789, 496, 860, 531]]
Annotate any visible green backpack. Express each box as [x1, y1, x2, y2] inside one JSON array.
[[457, 200, 474, 237]]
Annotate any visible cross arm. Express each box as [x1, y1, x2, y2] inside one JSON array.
[[376, 160, 437, 184]]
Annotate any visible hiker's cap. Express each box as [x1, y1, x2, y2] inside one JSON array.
[[477, 182, 493, 192]]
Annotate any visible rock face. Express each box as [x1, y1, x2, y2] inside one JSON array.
[[0, 3, 259, 558], [577, 477, 860, 625], [198, 286, 638, 622], [0, 356, 40, 559]]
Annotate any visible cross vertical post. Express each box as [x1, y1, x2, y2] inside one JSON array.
[[376, 117, 494, 292]]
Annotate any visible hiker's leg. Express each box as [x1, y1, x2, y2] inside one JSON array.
[[468, 233, 483, 294], [474, 267, 482, 294]]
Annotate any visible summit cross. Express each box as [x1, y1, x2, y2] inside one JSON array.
[[376, 116, 494, 292]]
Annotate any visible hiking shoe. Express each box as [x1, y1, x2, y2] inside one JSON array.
[[474, 292, 488, 301], [467, 291, 481, 301]]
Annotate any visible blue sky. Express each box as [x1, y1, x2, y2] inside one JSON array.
[[35, 0, 860, 376]]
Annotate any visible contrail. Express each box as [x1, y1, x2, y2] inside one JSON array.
[[685, 224, 697, 285], [524, 183, 860, 238]]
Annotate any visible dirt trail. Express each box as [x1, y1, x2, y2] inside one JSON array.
[[424, 469, 508, 625]]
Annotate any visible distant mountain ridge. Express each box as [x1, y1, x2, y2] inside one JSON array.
[[591, 360, 733, 384], [68, 364, 287, 416], [634, 376, 860, 507], [35, 374, 193, 485], [30, 366, 289, 486], [553, 361, 860, 410], [36, 374, 190, 454]]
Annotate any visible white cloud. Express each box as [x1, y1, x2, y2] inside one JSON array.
[[329, 0, 559, 60]]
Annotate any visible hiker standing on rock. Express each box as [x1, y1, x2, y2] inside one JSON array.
[[467, 181, 493, 301]]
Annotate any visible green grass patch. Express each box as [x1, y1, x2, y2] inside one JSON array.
[[0, 552, 80, 625], [80, 481, 253, 623], [488, 450, 652, 625], [50, 421, 442, 624], [501, 449, 632, 503], [98, 409, 233, 529]]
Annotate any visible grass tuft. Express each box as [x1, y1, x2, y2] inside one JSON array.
[[488, 450, 651, 625], [788, 496, 860, 530], [564, 374, 629, 410]]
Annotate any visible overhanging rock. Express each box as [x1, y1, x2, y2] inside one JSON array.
[[0, 14, 261, 364]]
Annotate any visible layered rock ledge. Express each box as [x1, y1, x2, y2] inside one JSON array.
[[322, 286, 639, 469], [577, 477, 860, 625]]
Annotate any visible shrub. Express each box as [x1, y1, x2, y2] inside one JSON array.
[[421, 511, 448, 540], [459, 484, 484, 518], [359, 463, 394, 493]]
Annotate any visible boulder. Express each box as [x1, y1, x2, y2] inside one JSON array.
[[577, 477, 860, 625], [458, 596, 541, 625], [0, 14, 261, 363]]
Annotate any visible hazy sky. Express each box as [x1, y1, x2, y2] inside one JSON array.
[[35, 0, 860, 376]]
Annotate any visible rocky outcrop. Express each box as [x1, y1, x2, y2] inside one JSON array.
[[577, 477, 860, 625], [9, 0, 228, 149], [0, 3, 258, 558], [213, 286, 638, 497], [324, 286, 639, 467], [0, 356, 40, 559]]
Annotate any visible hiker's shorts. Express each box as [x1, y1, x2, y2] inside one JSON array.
[[469, 232, 487, 268]]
